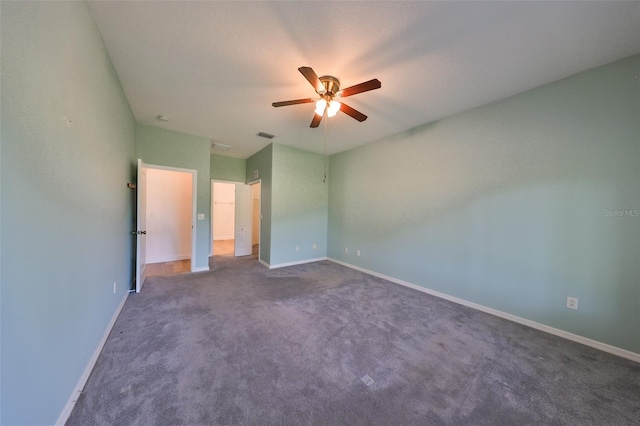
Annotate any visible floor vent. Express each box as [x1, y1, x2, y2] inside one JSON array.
[[360, 375, 375, 387]]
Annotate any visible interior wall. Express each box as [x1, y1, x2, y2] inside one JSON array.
[[136, 124, 211, 270], [211, 153, 246, 182], [270, 144, 328, 266], [146, 169, 193, 263], [213, 182, 235, 240], [328, 54, 640, 354], [246, 143, 328, 267], [0, 2, 137, 424]]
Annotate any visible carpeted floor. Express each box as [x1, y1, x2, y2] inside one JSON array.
[[67, 255, 640, 425]]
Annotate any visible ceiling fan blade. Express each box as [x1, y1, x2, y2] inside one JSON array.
[[310, 113, 323, 128], [299, 66, 325, 93], [339, 103, 368, 122], [272, 98, 314, 107], [339, 79, 381, 98]]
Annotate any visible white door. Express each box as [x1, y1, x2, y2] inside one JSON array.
[[135, 159, 148, 293], [251, 182, 261, 250], [234, 183, 252, 257]]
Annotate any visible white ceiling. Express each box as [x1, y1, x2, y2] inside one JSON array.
[[88, 1, 640, 159]]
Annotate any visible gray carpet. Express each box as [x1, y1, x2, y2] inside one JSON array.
[[67, 255, 640, 425]]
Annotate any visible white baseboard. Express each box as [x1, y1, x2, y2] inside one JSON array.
[[258, 258, 270, 269], [56, 291, 129, 425], [264, 257, 328, 270], [192, 266, 209, 272], [329, 258, 640, 364], [213, 235, 234, 241]]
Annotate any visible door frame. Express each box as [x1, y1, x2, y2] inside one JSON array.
[[144, 163, 198, 275], [249, 179, 262, 261]]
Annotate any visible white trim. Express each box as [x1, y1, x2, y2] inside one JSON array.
[[192, 266, 210, 272], [213, 235, 235, 241], [258, 258, 270, 268], [56, 292, 129, 426], [248, 179, 262, 262], [190, 170, 197, 274], [329, 258, 640, 364], [143, 163, 196, 174], [266, 257, 328, 270]]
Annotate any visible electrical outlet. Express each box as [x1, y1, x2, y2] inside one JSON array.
[[566, 297, 579, 310], [295, 245, 300, 252], [345, 248, 349, 254], [357, 250, 361, 256], [113, 281, 117, 294], [313, 244, 317, 250]]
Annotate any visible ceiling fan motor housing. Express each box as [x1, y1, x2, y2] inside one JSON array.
[[319, 76, 340, 96]]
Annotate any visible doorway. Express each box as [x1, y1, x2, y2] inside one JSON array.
[[212, 181, 236, 256], [144, 168, 193, 276], [211, 180, 260, 258], [136, 161, 197, 292]]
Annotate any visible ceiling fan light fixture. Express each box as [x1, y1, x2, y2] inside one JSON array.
[[314, 99, 327, 116], [327, 100, 341, 117]]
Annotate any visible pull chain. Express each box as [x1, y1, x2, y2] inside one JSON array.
[[323, 109, 328, 183]]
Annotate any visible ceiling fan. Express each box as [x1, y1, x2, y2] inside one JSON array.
[[272, 66, 381, 128]]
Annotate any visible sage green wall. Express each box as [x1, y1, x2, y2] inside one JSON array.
[[328, 55, 640, 354], [211, 153, 246, 182], [136, 125, 211, 270], [246, 144, 273, 264], [1, 2, 136, 424], [271, 144, 328, 265]]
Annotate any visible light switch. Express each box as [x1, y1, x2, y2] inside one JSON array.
[[197, 213, 205, 220]]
